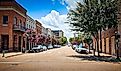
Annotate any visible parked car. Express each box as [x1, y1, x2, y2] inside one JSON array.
[[72, 45, 78, 50], [32, 45, 43, 52], [53, 45, 61, 48], [75, 47, 89, 54], [68, 43, 72, 47], [48, 44, 53, 49], [42, 45, 47, 51]]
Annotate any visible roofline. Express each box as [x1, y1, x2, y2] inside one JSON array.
[[0, 0, 27, 12]]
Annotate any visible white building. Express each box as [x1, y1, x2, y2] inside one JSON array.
[[46, 28, 53, 37], [42, 26, 47, 36], [52, 30, 64, 39], [26, 15, 36, 30], [26, 15, 36, 50]]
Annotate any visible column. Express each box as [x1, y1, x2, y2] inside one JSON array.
[[0, 35, 1, 52]]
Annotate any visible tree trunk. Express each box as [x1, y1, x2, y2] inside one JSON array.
[[96, 38, 100, 56], [96, 33, 100, 57], [89, 44, 90, 53], [100, 29, 102, 53], [92, 39, 95, 56]]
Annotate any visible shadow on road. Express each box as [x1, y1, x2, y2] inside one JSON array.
[[67, 55, 121, 63]]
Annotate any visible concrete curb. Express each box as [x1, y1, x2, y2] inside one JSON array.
[[0, 52, 24, 58]]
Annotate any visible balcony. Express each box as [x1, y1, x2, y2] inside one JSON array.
[[13, 24, 26, 32]]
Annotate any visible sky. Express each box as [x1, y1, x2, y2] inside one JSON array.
[[16, 0, 83, 39]]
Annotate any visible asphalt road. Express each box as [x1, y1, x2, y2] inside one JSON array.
[[0, 46, 121, 71]]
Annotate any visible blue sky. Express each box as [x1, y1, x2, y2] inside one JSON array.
[[16, 0, 83, 38], [16, 0, 67, 19]]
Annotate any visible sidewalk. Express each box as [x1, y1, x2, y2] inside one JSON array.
[[0, 52, 23, 58], [89, 51, 113, 57]]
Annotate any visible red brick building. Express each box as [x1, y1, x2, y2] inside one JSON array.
[[93, 1, 121, 56], [92, 23, 121, 57], [0, 0, 27, 52], [92, 27, 121, 56], [35, 20, 42, 35]]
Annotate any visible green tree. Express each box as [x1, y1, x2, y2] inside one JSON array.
[[67, 0, 118, 56], [69, 37, 74, 43], [83, 33, 93, 53], [60, 37, 67, 45]]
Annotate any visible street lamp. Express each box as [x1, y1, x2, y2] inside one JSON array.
[[115, 31, 120, 59]]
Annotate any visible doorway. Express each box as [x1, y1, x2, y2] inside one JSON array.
[[1, 35, 9, 51], [18, 36, 21, 51]]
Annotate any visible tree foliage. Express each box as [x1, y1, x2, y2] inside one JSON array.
[[59, 37, 67, 45], [67, 0, 118, 56]]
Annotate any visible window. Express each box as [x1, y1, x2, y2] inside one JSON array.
[[19, 20, 22, 28], [26, 24, 28, 28], [14, 17, 17, 25], [20, 20, 22, 24], [3, 16, 8, 24]]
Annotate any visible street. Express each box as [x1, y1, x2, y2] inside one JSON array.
[[0, 46, 121, 71]]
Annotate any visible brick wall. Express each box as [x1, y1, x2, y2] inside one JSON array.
[[35, 20, 42, 34], [0, 10, 13, 51]]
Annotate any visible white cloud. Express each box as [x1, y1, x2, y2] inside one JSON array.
[[36, 10, 73, 40], [60, 0, 83, 10]]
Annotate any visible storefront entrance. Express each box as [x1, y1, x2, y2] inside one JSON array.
[[18, 36, 21, 51], [1, 35, 9, 51]]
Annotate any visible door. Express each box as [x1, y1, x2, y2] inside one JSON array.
[[109, 37, 111, 54], [26, 37, 29, 50], [1, 35, 9, 51], [18, 36, 21, 51]]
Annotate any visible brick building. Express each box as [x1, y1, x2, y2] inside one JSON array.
[[93, 0, 121, 56], [35, 20, 42, 35], [52, 30, 64, 40], [0, 0, 27, 52]]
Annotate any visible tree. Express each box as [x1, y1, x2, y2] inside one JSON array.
[[23, 29, 37, 50], [83, 33, 93, 53], [69, 37, 74, 43], [67, 0, 118, 56], [59, 37, 67, 45]]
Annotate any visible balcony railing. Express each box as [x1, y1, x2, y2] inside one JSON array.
[[13, 24, 26, 32]]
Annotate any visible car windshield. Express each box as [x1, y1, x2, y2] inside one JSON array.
[[78, 43, 83, 48]]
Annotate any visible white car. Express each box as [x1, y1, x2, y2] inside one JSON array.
[[75, 47, 90, 54], [53, 45, 61, 48], [42, 46, 47, 51], [72, 45, 78, 50], [68, 43, 72, 47], [48, 44, 53, 49], [75, 43, 90, 54], [32, 45, 43, 52]]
